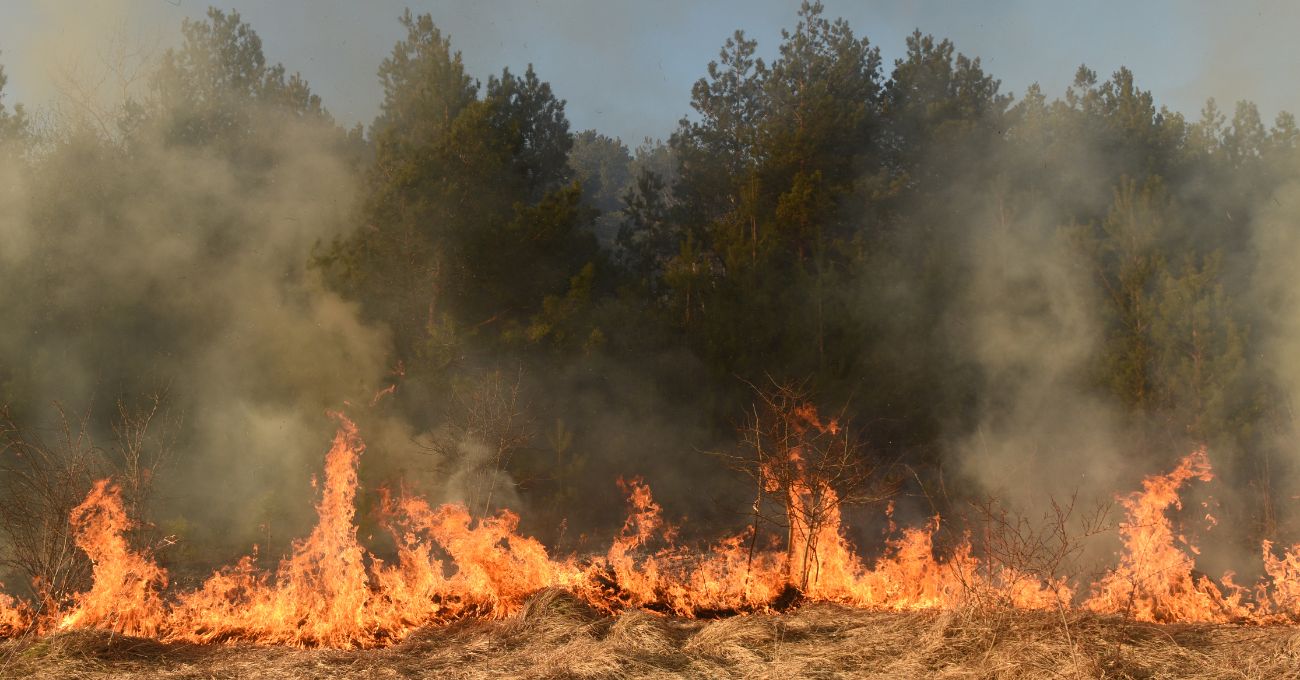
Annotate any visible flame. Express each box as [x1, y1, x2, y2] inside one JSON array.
[[1083, 449, 1252, 622], [0, 589, 29, 637], [168, 412, 374, 646], [168, 412, 584, 646], [14, 415, 1300, 647], [380, 493, 583, 617], [58, 479, 169, 637], [1262, 540, 1300, 617]]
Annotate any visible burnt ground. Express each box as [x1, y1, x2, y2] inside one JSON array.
[[2, 589, 1298, 679]]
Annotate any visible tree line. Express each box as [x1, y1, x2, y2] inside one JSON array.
[[1, 3, 1298, 559]]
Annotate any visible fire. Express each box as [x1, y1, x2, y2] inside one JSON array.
[[168, 412, 376, 646], [58, 479, 168, 637], [168, 412, 585, 646], [0, 590, 29, 637], [8, 411, 1300, 647], [166, 412, 585, 646], [1262, 540, 1300, 616], [380, 494, 584, 617], [1083, 449, 1252, 622], [596, 476, 675, 609]]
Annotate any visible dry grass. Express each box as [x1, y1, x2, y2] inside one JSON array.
[[2, 589, 1299, 679]]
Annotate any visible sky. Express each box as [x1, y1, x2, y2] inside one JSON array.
[[1, 1, 1298, 143]]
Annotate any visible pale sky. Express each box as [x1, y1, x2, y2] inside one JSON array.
[[1, 1, 1297, 143]]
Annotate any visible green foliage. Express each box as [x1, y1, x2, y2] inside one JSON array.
[[152, 8, 329, 155], [570, 131, 631, 214], [1152, 253, 1247, 443], [1086, 177, 1169, 413], [8, 3, 1300, 549], [316, 13, 600, 378], [0, 60, 26, 146]]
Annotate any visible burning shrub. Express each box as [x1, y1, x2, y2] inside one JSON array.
[[719, 382, 895, 593], [0, 395, 171, 610]]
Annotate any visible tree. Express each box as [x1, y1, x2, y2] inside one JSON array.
[[1151, 253, 1247, 446], [617, 170, 676, 287], [569, 130, 631, 246], [718, 383, 888, 592], [570, 131, 630, 213], [152, 7, 329, 155], [0, 60, 26, 146], [653, 2, 889, 392], [762, 1, 881, 260], [1083, 177, 1169, 420], [317, 12, 600, 381], [883, 31, 1010, 190]]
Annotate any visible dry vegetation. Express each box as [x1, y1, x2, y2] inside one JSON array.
[[0, 397, 172, 606], [1, 588, 1297, 679]]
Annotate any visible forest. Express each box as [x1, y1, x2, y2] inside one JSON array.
[[2, 1, 1300, 649]]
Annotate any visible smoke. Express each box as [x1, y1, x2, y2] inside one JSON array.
[[0, 36, 395, 556], [948, 192, 1127, 507], [846, 81, 1227, 572], [1174, 1, 1300, 127], [2, 4, 1298, 597], [837, 100, 1126, 517], [0, 9, 733, 572], [890, 73, 1300, 577], [1251, 152, 1300, 505]]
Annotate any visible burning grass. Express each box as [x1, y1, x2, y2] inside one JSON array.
[[2, 590, 1299, 679], [9, 405, 1300, 675]]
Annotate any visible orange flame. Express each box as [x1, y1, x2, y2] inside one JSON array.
[[169, 412, 372, 646], [58, 479, 168, 637], [19, 418, 1300, 647], [0, 589, 30, 637], [1083, 449, 1251, 622]]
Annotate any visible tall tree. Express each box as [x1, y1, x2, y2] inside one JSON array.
[[317, 12, 599, 374], [152, 7, 328, 156]]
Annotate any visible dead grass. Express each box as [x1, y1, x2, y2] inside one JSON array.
[[2, 589, 1299, 679]]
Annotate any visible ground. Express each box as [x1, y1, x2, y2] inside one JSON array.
[[2, 590, 1298, 679]]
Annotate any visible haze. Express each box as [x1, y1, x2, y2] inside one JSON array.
[[2, 0, 1297, 143]]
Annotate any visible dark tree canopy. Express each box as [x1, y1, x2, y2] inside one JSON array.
[[2, 2, 1299, 561]]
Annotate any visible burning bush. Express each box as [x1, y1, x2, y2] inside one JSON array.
[[0, 396, 171, 616]]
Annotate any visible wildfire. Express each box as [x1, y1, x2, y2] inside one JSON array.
[[1082, 448, 1252, 622], [5, 411, 1300, 647], [0, 590, 28, 637], [58, 479, 169, 637], [167, 412, 378, 646]]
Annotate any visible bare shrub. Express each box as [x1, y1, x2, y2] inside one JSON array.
[[0, 404, 104, 605], [965, 492, 1113, 604], [949, 489, 1114, 675], [108, 395, 175, 547], [717, 380, 897, 592], [0, 393, 173, 606], [424, 368, 533, 516]]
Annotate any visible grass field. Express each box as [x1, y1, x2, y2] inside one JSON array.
[[2, 589, 1298, 679]]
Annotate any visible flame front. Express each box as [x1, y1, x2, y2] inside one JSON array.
[[1083, 448, 1251, 622], [58, 479, 168, 637], [13, 414, 1300, 647], [168, 412, 376, 646]]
